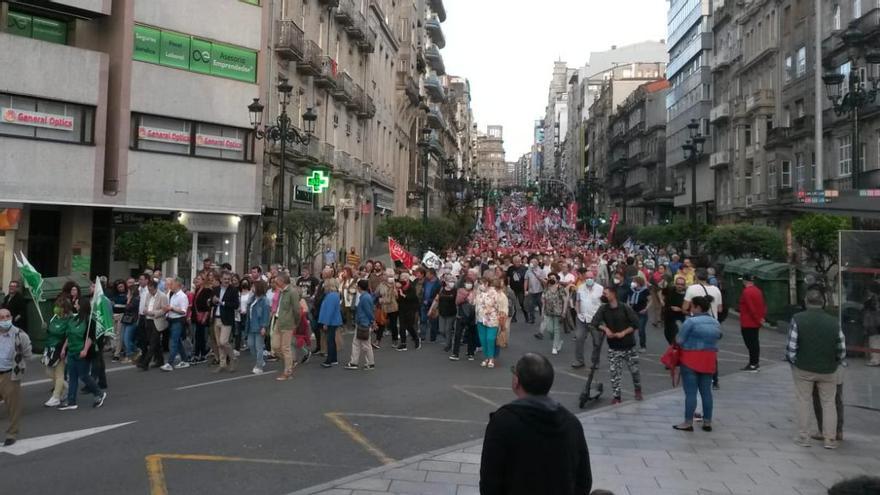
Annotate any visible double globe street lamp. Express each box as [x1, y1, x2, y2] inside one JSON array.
[[821, 22, 880, 192], [247, 76, 318, 265], [681, 118, 706, 224]]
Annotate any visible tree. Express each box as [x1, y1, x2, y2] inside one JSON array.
[[377, 216, 461, 255], [705, 224, 785, 261], [284, 210, 338, 273], [635, 221, 712, 254], [114, 219, 191, 271], [376, 216, 424, 249], [792, 213, 851, 288]]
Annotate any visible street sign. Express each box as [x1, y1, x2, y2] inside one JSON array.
[[406, 190, 422, 201], [293, 185, 314, 204]]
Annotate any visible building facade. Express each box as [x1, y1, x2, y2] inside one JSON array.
[[1, 0, 264, 285], [474, 125, 506, 188]]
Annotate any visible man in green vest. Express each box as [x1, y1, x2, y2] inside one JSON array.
[[786, 288, 846, 449]]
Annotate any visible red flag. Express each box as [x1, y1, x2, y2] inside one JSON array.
[[608, 211, 620, 243], [567, 202, 578, 226], [388, 237, 416, 269], [484, 206, 496, 231]]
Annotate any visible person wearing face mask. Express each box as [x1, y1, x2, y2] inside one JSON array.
[[375, 268, 399, 347], [539, 274, 567, 355], [437, 277, 458, 353], [524, 259, 544, 325], [627, 275, 650, 352], [591, 286, 642, 404], [572, 271, 604, 370], [0, 308, 32, 445], [450, 280, 477, 361], [396, 272, 421, 351]]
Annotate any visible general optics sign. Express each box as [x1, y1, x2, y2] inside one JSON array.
[[138, 126, 191, 145], [195, 133, 243, 151], [2, 107, 74, 131]]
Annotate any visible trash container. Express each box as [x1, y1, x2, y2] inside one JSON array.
[[25, 274, 91, 352], [721, 259, 753, 311], [751, 261, 795, 325]]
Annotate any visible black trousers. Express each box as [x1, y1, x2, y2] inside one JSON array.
[[741, 327, 760, 366], [398, 310, 419, 345], [138, 320, 165, 368], [664, 316, 683, 345], [452, 319, 477, 357], [377, 311, 399, 343], [89, 340, 108, 389]]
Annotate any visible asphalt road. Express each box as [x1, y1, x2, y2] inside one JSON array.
[[1, 315, 789, 495]]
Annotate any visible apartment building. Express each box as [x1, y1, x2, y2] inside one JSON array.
[[0, 0, 265, 285], [541, 61, 572, 180], [666, 0, 714, 222], [474, 125, 506, 188]]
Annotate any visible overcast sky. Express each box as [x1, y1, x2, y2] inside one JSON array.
[[441, 0, 669, 159]]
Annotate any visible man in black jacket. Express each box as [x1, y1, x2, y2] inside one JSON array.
[[480, 353, 591, 495], [1, 281, 28, 334], [212, 272, 239, 372]]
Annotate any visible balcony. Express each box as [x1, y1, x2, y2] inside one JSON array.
[[791, 114, 815, 138], [334, 0, 356, 26], [275, 19, 305, 61], [296, 40, 323, 76], [428, 0, 447, 22], [425, 45, 446, 75], [744, 142, 761, 161], [346, 83, 363, 111], [746, 89, 774, 113], [424, 75, 446, 102], [335, 150, 353, 176], [290, 138, 321, 165], [745, 192, 766, 209], [732, 98, 747, 119], [315, 57, 338, 90], [857, 8, 880, 38], [712, 49, 730, 72], [710, 102, 730, 123], [766, 126, 792, 148], [397, 70, 420, 106], [331, 70, 353, 102], [357, 28, 377, 54], [427, 105, 447, 130], [625, 121, 645, 138], [426, 15, 446, 48], [320, 142, 336, 172], [357, 95, 376, 120], [345, 11, 367, 40], [318, 0, 340, 6], [710, 150, 731, 169]]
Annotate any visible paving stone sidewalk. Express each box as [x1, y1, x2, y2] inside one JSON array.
[[288, 363, 880, 495]]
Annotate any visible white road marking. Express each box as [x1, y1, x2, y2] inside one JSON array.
[[452, 384, 502, 408], [175, 371, 278, 390], [0, 421, 136, 456], [23, 365, 135, 388]]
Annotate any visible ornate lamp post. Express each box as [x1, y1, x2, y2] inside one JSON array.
[[681, 118, 706, 224], [417, 126, 434, 224], [247, 76, 318, 265], [821, 22, 880, 192]]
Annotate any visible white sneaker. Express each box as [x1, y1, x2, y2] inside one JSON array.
[[551, 348, 559, 355], [44, 397, 61, 408], [175, 361, 190, 369], [233, 349, 241, 358], [252, 367, 264, 375], [159, 363, 173, 372]]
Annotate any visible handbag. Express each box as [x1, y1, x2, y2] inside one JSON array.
[[660, 344, 682, 387], [121, 313, 136, 325], [356, 325, 371, 341], [375, 307, 388, 326]]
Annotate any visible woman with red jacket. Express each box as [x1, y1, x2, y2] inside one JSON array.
[[674, 295, 722, 432], [738, 274, 767, 372]]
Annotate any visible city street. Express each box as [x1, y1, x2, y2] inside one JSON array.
[[1, 317, 790, 495]]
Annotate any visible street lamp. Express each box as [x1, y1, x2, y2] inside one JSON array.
[[248, 76, 318, 265], [821, 22, 880, 192], [681, 118, 705, 224], [417, 126, 434, 223]]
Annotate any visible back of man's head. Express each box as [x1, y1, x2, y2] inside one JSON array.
[[514, 353, 554, 396], [828, 476, 880, 495], [804, 288, 825, 309], [696, 269, 709, 282]]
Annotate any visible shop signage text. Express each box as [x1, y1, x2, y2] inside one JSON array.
[[195, 133, 243, 151], [138, 125, 191, 145], [2, 107, 74, 131]]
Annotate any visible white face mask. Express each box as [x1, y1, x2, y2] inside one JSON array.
[[613, 278, 622, 285], [464, 283, 474, 290], [446, 282, 455, 290], [387, 277, 395, 283], [631, 282, 639, 291]]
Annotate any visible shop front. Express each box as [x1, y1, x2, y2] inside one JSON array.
[[176, 212, 242, 284]]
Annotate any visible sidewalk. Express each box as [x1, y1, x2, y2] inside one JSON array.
[[289, 362, 880, 495]]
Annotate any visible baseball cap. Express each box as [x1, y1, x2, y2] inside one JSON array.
[[740, 273, 756, 282]]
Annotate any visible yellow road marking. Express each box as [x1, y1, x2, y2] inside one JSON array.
[[145, 453, 335, 495], [325, 412, 396, 466]]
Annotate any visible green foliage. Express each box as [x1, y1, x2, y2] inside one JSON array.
[[377, 216, 464, 254], [284, 210, 337, 271], [705, 224, 785, 261], [114, 219, 191, 270], [635, 222, 713, 253], [611, 224, 640, 245], [791, 213, 851, 275]]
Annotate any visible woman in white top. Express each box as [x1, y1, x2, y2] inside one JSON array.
[[236, 278, 253, 353], [340, 267, 357, 330]]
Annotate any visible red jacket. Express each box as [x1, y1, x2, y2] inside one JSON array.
[[739, 285, 766, 328]]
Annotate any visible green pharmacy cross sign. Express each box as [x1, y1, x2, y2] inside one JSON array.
[[307, 170, 330, 194]]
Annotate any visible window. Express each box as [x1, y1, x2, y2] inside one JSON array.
[[796, 153, 805, 191], [853, 0, 862, 18], [781, 160, 792, 188], [0, 93, 94, 144], [784, 55, 793, 83], [839, 135, 852, 176], [796, 47, 807, 77], [833, 4, 841, 30], [795, 99, 805, 118], [131, 113, 253, 162], [745, 124, 752, 146], [5, 10, 68, 44], [769, 163, 778, 199]]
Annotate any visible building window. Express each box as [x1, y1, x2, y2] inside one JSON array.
[[768, 162, 777, 199], [0, 92, 94, 144], [853, 0, 862, 18], [5, 10, 68, 44], [796, 153, 805, 191], [784, 55, 793, 83], [839, 135, 852, 176], [833, 4, 841, 30], [131, 113, 253, 162], [795, 99, 805, 118], [796, 47, 807, 77], [781, 160, 792, 188]]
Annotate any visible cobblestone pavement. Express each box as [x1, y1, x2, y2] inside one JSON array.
[[288, 362, 880, 495]]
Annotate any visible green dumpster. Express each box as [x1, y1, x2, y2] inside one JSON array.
[[751, 262, 794, 324], [722, 259, 774, 313], [25, 274, 91, 352]]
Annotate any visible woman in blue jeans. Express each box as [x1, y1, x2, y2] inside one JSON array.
[[674, 295, 721, 432], [247, 280, 270, 374], [121, 285, 140, 363], [627, 276, 650, 351], [318, 279, 343, 368]]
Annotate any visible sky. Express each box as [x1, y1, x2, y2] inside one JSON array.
[[441, 0, 669, 159]]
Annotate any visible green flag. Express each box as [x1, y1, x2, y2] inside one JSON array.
[[91, 277, 115, 340], [15, 252, 45, 325]]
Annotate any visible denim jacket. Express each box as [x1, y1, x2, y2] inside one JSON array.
[[676, 313, 722, 351], [247, 295, 270, 334]]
